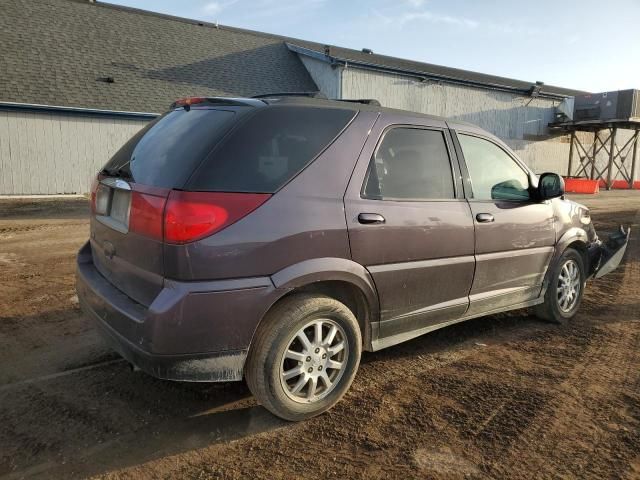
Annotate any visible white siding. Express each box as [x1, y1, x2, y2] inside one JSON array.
[[0, 110, 148, 195], [299, 56, 341, 99]]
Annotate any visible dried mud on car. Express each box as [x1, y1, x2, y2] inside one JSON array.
[[0, 192, 639, 480]]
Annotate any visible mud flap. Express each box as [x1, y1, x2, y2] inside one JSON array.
[[593, 226, 631, 279]]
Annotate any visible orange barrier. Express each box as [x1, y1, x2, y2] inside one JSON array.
[[597, 179, 640, 190], [563, 178, 600, 194], [611, 179, 640, 190]]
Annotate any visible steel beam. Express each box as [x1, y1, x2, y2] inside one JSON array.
[[590, 131, 599, 179], [606, 127, 617, 189], [631, 130, 639, 188], [567, 131, 575, 176]]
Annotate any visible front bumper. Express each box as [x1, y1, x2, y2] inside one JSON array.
[[588, 225, 631, 279], [76, 241, 279, 382]]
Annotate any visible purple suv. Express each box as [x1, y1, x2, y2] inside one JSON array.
[[76, 95, 629, 420]]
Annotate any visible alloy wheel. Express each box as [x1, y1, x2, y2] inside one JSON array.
[[557, 259, 581, 313], [279, 319, 348, 403]]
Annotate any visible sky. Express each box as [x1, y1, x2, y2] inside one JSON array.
[[106, 0, 640, 92]]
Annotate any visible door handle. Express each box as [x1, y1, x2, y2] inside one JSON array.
[[358, 213, 385, 225], [476, 213, 495, 223]]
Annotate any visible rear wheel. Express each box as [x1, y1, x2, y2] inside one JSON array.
[[245, 294, 361, 421], [535, 248, 586, 325]]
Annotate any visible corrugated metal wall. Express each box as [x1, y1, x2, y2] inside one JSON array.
[[0, 110, 148, 195], [339, 67, 571, 174]]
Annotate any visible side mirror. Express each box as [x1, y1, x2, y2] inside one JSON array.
[[538, 172, 564, 200]]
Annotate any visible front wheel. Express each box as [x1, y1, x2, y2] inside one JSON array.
[[245, 294, 362, 421], [535, 248, 586, 324]]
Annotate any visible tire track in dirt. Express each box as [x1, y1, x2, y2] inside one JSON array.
[[1, 196, 639, 480], [487, 211, 640, 479]]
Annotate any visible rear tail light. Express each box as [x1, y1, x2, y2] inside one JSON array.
[[171, 97, 208, 109], [129, 192, 166, 241], [164, 191, 271, 244], [93, 176, 268, 243], [90, 176, 101, 213]]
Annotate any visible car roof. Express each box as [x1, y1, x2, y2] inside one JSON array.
[[180, 95, 486, 135], [258, 95, 485, 132]]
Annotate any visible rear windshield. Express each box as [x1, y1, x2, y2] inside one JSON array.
[[187, 106, 356, 193], [102, 107, 238, 188]]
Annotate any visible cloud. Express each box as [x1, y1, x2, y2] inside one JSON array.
[[208, 0, 326, 23], [202, 0, 238, 17], [403, 11, 479, 28], [406, 0, 427, 7], [373, 9, 479, 29], [370, 7, 547, 37], [566, 34, 581, 45]]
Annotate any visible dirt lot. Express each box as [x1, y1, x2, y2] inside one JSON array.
[[0, 191, 639, 479]]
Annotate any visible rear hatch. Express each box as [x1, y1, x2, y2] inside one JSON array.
[[91, 100, 358, 304], [90, 105, 241, 306]]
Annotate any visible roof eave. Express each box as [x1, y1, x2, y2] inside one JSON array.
[[287, 43, 574, 100]]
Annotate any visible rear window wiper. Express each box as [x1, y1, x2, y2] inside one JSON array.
[[101, 167, 132, 179]]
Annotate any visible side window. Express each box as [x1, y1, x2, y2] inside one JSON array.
[[458, 134, 531, 201], [363, 128, 455, 200]]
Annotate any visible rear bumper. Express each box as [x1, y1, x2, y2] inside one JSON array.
[[76, 241, 279, 382], [85, 302, 248, 381]]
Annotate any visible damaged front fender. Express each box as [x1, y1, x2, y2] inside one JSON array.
[[589, 226, 631, 279]]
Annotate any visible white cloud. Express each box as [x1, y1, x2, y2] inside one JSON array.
[[403, 11, 479, 28], [202, 0, 238, 17], [246, 0, 327, 19], [373, 9, 479, 29], [406, 0, 427, 7]]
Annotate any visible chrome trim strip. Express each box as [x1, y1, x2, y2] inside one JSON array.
[[475, 246, 554, 262], [101, 177, 132, 191], [368, 254, 475, 273], [380, 297, 468, 322]]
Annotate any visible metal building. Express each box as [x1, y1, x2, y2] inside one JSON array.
[[0, 0, 595, 195]]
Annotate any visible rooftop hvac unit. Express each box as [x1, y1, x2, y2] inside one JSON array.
[[573, 89, 640, 122]]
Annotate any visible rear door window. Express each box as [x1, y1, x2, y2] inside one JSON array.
[[103, 107, 238, 188], [188, 106, 356, 193], [363, 127, 455, 200]]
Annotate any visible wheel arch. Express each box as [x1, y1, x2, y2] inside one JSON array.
[[261, 258, 380, 351], [543, 228, 589, 293]]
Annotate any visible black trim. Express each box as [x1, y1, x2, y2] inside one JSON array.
[[451, 130, 536, 203], [449, 129, 473, 199]]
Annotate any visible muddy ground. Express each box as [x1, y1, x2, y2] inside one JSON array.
[[0, 191, 639, 479]]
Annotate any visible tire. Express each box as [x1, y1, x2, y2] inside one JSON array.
[[245, 294, 362, 421], [535, 248, 586, 325]]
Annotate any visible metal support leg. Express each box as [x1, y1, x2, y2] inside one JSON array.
[[606, 127, 617, 190], [590, 131, 598, 179], [631, 130, 639, 189], [567, 131, 575, 177]]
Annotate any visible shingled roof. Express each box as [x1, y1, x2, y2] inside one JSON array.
[[0, 0, 318, 113], [1, 0, 584, 114]]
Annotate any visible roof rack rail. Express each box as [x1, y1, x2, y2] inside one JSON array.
[[337, 99, 381, 106], [252, 91, 328, 99]]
